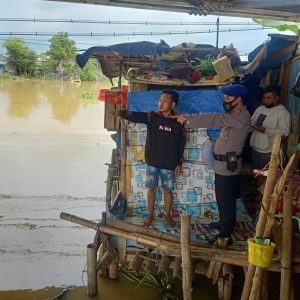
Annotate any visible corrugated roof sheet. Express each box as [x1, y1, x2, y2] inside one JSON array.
[[49, 1, 300, 22]]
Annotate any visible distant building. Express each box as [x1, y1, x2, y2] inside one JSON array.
[[36, 54, 50, 63], [0, 54, 16, 74], [0, 54, 7, 72]]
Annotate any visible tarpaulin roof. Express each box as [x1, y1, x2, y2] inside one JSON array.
[[76, 40, 219, 82], [248, 34, 298, 77], [76, 40, 171, 69]]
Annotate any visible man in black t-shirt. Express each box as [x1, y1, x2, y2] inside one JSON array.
[[114, 90, 185, 227]]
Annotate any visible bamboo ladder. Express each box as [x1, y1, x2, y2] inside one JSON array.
[[242, 136, 296, 300]]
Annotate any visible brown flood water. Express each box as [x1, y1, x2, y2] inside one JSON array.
[[0, 80, 217, 299]]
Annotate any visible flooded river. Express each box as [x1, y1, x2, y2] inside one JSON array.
[[0, 80, 217, 299]]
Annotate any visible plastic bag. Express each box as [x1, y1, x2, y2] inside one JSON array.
[[291, 71, 300, 98], [201, 138, 214, 169]]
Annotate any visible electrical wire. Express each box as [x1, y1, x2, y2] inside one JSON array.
[[0, 37, 253, 54], [0, 17, 259, 26], [0, 26, 270, 38]]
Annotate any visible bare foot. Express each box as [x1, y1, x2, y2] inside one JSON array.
[[216, 237, 231, 249], [165, 215, 176, 227], [143, 215, 154, 226]]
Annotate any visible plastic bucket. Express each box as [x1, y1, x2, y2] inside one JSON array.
[[247, 238, 276, 268]]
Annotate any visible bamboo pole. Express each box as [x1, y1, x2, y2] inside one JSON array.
[[158, 255, 171, 275], [181, 214, 193, 300], [106, 218, 206, 247], [212, 261, 223, 285], [217, 264, 233, 300], [100, 250, 115, 266], [173, 257, 182, 280], [120, 119, 127, 198], [87, 243, 98, 296], [108, 259, 119, 280], [206, 260, 216, 279], [129, 251, 144, 274], [249, 193, 279, 300], [249, 154, 296, 300], [60, 212, 98, 230], [60, 212, 300, 271], [242, 136, 281, 300], [144, 253, 157, 274], [280, 184, 293, 300], [261, 271, 269, 300], [105, 158, 115, 210], [272, 222, 282, 261]]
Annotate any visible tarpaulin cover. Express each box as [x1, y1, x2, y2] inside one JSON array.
[[98, 85, 128, 104], [248, 34, 298, 78], [128, 89, 224, 140], [76, 41, 171, 68]]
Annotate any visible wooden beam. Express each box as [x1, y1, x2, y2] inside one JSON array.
[[181, 214, 193, 300]]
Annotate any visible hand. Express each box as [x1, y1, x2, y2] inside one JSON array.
[[254, 125, 265, 133], [111, 110, 121, 118], [171, 115, 187, 125], [175, 165, 181, 176]]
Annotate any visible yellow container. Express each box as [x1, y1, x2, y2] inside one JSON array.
[[247, 238, 276, 268]]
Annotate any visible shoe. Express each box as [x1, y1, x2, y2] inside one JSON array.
[[209, 221, 222, 230]]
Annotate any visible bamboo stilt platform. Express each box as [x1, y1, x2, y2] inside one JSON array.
[[60, 212, 300, 273], [59, 136, 300, 299]]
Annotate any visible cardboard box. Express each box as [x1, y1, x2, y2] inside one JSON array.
[[212, 56, 235, 82]]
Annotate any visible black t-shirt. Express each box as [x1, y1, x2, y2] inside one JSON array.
[[120, 111, 185, 170]]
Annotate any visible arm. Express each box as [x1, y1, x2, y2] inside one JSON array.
[[264, 110, 291, 137], [251, 109, 259, 126], [119, 110, 149, 124], [185, 112, 241, 128]]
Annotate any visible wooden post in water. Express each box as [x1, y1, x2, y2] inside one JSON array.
[[108, 255, 119, 280], [280, 184, 293, 300], [87, 243, 98, 296], [181, 214, 193, 300]]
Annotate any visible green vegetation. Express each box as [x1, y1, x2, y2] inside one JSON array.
[[80, 91, 96, 105], [3, 38, 37, 76], [119, 264, 177, 298], [195, 55, 217, 76], [2, 33, 101, 81]]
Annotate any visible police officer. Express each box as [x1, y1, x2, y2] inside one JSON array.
[[173, 84, 251, 248]]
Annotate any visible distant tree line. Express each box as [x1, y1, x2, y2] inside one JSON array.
[[3, 32, 101, 81]]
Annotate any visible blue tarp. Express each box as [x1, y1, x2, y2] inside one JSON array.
[[248, 34, 298, 78], [128, 89, 224, 140], [289, 59, 300, 115]]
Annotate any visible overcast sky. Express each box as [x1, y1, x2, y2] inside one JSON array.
[[0, 0, 288, 56]]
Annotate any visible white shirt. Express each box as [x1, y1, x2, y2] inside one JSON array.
[[250, 104, 291, 153]]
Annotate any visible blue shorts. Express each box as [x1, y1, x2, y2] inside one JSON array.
[[145, 165, 175, 192]]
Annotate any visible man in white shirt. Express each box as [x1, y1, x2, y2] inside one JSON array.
[[250, 85, 291, 173]]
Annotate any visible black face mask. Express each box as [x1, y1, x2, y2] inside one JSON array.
[[223, 98, 237, 112], [264, 104, 275, 109]]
